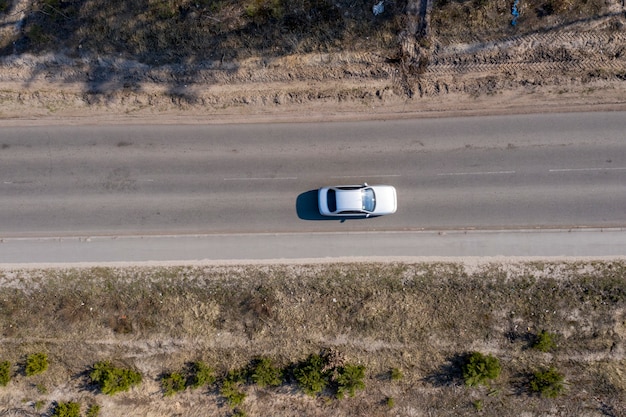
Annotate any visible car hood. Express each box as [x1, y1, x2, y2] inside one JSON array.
[[371, 186, 397, 214]]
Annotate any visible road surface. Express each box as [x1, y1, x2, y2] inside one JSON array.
[[1, 111, 625, 262]]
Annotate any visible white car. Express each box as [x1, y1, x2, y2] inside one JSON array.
[[318, 183, 397, 217]]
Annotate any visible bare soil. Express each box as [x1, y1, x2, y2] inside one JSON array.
[[0, 261, 625, 416], [0, 0, 625, 123]]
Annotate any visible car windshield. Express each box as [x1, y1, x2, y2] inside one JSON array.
[[327, 189, 337, 212], [362, 188, 375, 212]]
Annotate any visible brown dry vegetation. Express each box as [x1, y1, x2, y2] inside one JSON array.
[[0, 0, 624, 119], [0, 261, 625, 416]]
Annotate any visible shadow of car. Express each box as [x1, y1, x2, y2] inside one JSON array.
[[296, 189, 377, 221]]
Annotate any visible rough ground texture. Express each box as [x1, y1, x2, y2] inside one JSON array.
[[0, 0, 625, 122], [0, 261, 625, 416]]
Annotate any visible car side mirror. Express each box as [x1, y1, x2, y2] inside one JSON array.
[[363, 182, 368, 186], [366, 213, 371, 218]]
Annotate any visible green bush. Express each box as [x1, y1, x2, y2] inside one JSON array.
[[161, 372, 186, 396], [294, 354, 330, 396], [89, 361, 142, 395], [386, 397, 395, 408], [52, 402, 80, 417], [86, 404, 101, 417], [188, 361, 216, 389], [25, 353, 48, 376], [390, 367, 403, 381], [533, 330, 557, 352], [530, 367, 565, 398], [220, 378, 246, 407], [0, 361, 10, 386], [250, 357, 282, 388], [462, 352, 501, 387], [335, 364, 366, 399]]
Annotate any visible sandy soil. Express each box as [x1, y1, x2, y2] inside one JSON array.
[[1, 7, 625, 125], [0, 261, 625, 417]]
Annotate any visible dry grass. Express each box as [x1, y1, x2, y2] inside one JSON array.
[[0, 261, 625, 416], [430, 0, 606, 43], [2, 0, 403, 63], [0, 0, 615, 64]]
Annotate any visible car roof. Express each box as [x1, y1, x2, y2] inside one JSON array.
[[335, 189, 364, 211]]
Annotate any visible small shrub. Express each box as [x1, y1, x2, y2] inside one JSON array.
[[26, 24, 47, 45], [294, 354, 330, 396], [188, 361, 216, 389], [390, 367, 403, 381], [86, 404, 101, 417], [473, 399, 484, 410], [25, 353, 48, 376], [462, 352, 501, 387], [89, 361, 142, 395], [250, 357, 282, 388], [0, 361, 10, 386], [386, 397, 395, 408], [36, 383, 47, 394], [245, 0, 283, 20], [533, 330, 557, 352], [52, 401, 80, 417], [335, 364, 366, 399], [530, 367, 565, 398], [34, 400, 45, 411], [161, 372, 186, 396], [220, 378, 246, 407], [150, 0, 178, 19]]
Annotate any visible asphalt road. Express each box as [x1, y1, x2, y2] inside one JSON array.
[[1, 112, 625, 238], [1, 111, 626, 262], [2, 229, 626, 264]]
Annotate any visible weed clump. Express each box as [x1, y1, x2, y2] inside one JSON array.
[[220, 369, 247, 407], [390, 367, 403, 381], [250, 357, 283, 388], [530, 366, 565, 398], [52, 401, 80, 417], [188, 361, 216, 389], [533, 330, 557, 352], [89, 361, 142, 395], [294, 353, 330, 396], [86, 404, 101, 417], [0, 361, 10, 386], [161, 372, 186, 396], [462, 352, 501, 387], [25, 353, 48, 376], [335, 364, 366, 398]]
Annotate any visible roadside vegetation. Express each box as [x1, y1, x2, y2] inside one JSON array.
[[0, 0, 613, 65], [0, 261, 624, 416], [0, 0, 622, 117]]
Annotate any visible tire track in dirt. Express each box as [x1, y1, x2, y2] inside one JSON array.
[[428, 41, 625, 76], [425, 14, 626, 77]]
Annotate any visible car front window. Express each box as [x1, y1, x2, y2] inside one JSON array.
[[362, 188, 375, 212], [327, 189, 337, 212]]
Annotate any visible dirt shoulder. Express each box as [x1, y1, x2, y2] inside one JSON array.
[[0, 261, 625, 417], [1, 10, 625, 125], [1, 67, 625, 126]]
